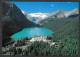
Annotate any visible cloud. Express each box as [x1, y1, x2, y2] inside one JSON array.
[[67, 2, 71, 3], [51, 4, 54, 7]]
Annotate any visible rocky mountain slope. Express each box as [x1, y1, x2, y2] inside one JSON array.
[[48, 8, 78, 19], [2, 2, 39, 46]]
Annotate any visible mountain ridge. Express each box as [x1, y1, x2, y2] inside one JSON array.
[[22, 8, 79, 24]]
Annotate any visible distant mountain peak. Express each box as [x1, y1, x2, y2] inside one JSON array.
[[56, 9, 64, 13]]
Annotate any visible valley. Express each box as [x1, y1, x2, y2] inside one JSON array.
[[2, 2, 79, 56]]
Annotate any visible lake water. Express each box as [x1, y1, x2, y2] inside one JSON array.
[[11, 27, 54, 39]]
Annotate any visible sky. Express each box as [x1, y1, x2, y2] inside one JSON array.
[[10, 2, 79, 14]]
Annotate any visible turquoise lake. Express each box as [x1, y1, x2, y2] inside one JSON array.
[[11, 27, 54, 39]]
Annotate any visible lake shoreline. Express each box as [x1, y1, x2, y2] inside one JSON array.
[[11, 27, 54, 39]]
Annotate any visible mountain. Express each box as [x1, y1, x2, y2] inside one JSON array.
[[38, 8, 79, 26], [31, 16, 79, 56], [48, 9, 65, 19], [29, 13, 49, 24], [64, 8, 79, 17], [48, 8, 79, 19], [22, 10, 27, 17], [28, 13, 49, 20], [22, 8, 78, 24], [21, 11, 34, 23], [22, 11, 49, 24], [2, 2, 39, 46]]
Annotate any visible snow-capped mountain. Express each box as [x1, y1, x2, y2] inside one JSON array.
[[22, 11, 49, 24], [22, 8, 79, 24], [48, 9, 65, 19], [48, 8, 79, 19], [28, 13, 49, 23]]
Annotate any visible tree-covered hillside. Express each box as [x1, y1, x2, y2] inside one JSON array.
[[22, 16, 79, 56], [23, 40, 78, 56], [38, 16, 79, 56]]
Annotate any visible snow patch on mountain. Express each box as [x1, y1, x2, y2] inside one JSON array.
[[29, 13, 49, 19]]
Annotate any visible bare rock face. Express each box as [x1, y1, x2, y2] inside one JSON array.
[[2, 2, 39, 46], [57, 14, 65, 19]]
